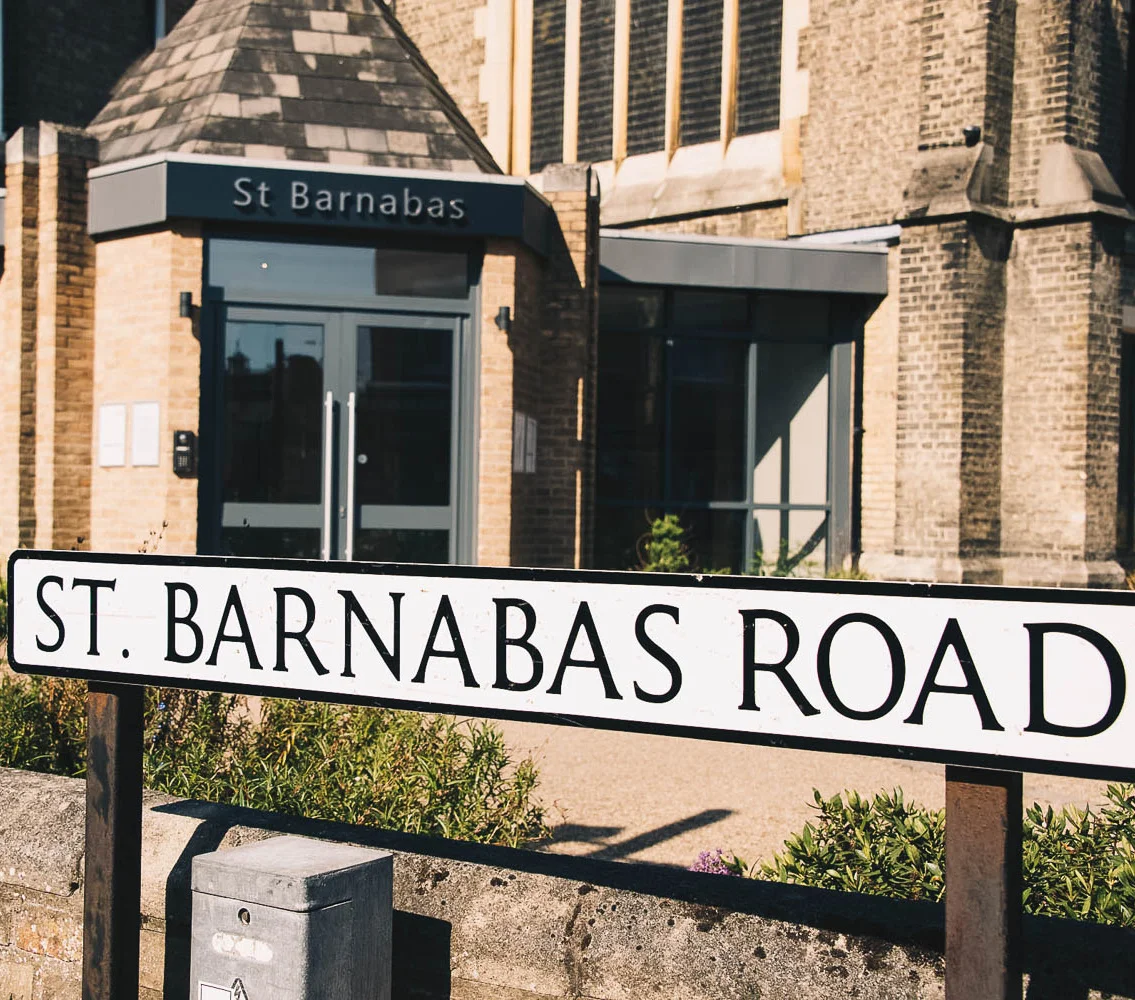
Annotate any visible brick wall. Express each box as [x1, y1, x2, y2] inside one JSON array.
[[617, 204, 789, 240], [858, 245, 901, 558], [392, 0, 489, 138], [33, 127, 98, 553], [798, 0, 920, 233], [476, 167, 600, 570], [0, 131, 40, 561], [89, 228, 203, 556]]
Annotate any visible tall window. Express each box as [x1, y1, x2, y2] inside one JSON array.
[[678, 0, 723, 146], [527, 0, 782, 169], [578, 0, 617, 162], [595, 286, 846, 575], [626, 0, 668, 156], [531, 0, 567, 171], [736, 0, 782, 136]]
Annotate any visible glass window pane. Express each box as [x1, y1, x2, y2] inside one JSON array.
[[596, 331, 665, 500], [672, 508, 745, 574], [752, 509, 827, 576], [736, 0, 782, 136], [593, 505, 661, 570], [626, 0, 668, 156], [756, 293, 831, 341], [210, 240, 468, 301], [599, 286, 664, 330], [355, 529, 449, 564], [671, 290, 749, 331], [356, 326, 453, 506], [223, 321, 324, 504], [578, 0, 616, 162], [211, 240, 375, 299], [372, 249, 467, 299], [679, 0, 724, 146], [754, 341, 829, 506], [530, 0, 566, 171], [220, 527, 321, 559], [669, 337, 749, 502]]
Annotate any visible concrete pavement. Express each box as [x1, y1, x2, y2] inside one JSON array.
[[497, 719, 1111, 869]]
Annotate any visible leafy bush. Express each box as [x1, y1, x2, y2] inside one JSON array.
[[0, 573, 7, 638], [699, 785, 1135, 927], [638, 514, 692, 573], [0, 680, 548, 848]]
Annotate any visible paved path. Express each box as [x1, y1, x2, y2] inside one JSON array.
[[496, 719, 1111, 869]]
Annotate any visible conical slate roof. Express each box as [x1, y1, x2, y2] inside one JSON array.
[[88, 0, 499, 172]]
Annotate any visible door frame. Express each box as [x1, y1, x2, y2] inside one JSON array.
[[200, 302, 479, 564]]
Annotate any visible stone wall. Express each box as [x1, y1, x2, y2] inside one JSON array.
[[0, 766, 1133, 1000]]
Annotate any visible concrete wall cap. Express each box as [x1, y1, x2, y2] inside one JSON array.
[[540, 162, 593, 193], [38, 122, 98, 161], [6, 126, 40, 166]]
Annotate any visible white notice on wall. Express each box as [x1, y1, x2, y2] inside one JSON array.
[[512, 412, 527, 473], [131, 402, 160, 467], [524, 416, 538, 474], [97, 404, 126, 467], [199, 984, 233, 1000]]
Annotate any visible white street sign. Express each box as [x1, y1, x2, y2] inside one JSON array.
[[8, 551, 1135, 779]]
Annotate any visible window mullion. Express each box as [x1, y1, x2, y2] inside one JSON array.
[[613, 0, 631, 162], [664, 0, 683, 156], [720, 0, 739, 147], [563, 0, 582, 162]]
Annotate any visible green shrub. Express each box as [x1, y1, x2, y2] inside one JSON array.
[[638, 514, 692, 573], [712, 785, 1135, 926], [0, 680, 548, 848], [0, 573, 7, 639]]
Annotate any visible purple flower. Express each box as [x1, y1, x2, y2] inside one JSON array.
[[689, 849, 737, 876]]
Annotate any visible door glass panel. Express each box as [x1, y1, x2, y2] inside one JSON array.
[[673, 508, 745, 574], [220, 527, 322, 559], [223, 321, 325, 504], [669, 337, 749, 502], [354, 528, 449, 564], [596, 331, 665, 501], [355, 326, 453, 506]]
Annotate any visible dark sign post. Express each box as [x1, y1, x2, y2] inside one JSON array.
[[83, 683, 144, 1000], [10, 550, 1135, 1000]]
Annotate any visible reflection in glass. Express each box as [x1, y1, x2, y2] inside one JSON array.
[[355, 529, 449, 564], [593, 505, 662, 570], [669, 338, 749, 501], [220, 527, 322, 559], [356, 327, 453, 506], [671, 508, 745, 574], [209, 240, 467, 301], [598, 286, 664, 330], [596, 331, 664, 501], [223, 321, 324, 504], [671, 289, 748, 330]]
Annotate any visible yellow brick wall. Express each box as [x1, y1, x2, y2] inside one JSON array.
[[90, 226, 202, 555]]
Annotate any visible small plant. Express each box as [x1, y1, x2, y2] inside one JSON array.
[[0, 573, 7, 640], [0, 679, 549, 848], [693, 785, 1135, 927], [638, 514, 692, 573]]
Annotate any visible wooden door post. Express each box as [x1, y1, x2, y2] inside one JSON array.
[[945, 766, 1023, 1000], [83, 682, 144, 1000]]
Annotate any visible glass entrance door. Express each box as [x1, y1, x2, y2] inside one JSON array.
[[218, 308, 460, 563]]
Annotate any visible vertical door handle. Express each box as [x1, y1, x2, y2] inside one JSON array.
[[345, 390, 357, 561], [321, 390, 334, 560]]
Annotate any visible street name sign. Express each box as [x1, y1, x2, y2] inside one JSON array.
[[8, 550, 1135, 780]]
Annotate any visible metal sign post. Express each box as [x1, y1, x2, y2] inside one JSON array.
[[9, 550, 1135, 1000], [82, 682, 144, 1000]]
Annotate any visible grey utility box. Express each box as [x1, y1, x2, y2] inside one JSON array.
[[190, 836, 393, 1000]]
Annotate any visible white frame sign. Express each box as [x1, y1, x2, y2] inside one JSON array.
[[7, 550, 1135, 780]]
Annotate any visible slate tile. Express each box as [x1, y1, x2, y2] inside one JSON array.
[[285, 146, 330, 163], [309, 10, 349, 32], [241, 96, 284, 120], [331, 34, 373, 57], [196, 116, 307, 147], [292, 30, 335, 55], [218, 71, 276, 97], [327, 149, 372, 166], [303, 123, 348, 148], [241, 26, 294, 47], [243, 144, 290, 161], [245, 6, 310, 29], [186, 140, 247, 157], [345, 128, 388, 153]]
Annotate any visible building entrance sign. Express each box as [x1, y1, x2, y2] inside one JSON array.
[[9, 552, 1135, 781]]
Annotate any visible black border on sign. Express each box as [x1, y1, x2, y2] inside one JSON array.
[[8, 549, 1135, 783]]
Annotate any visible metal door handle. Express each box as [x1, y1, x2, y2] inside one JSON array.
[[321, 390, 333, 560], [345, 390, 357, 561]]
